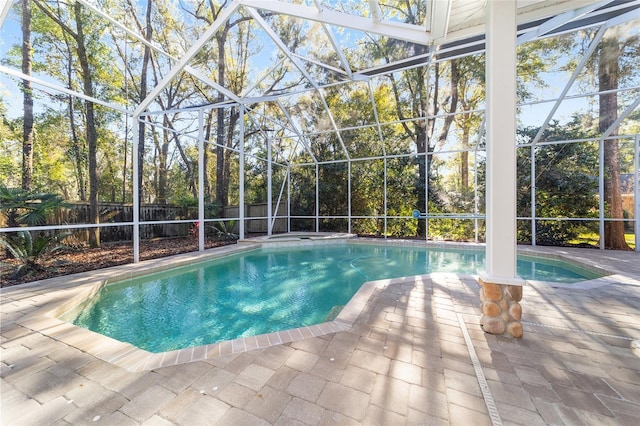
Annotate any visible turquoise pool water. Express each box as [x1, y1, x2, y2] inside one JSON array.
[[67, 244, 600, 352]]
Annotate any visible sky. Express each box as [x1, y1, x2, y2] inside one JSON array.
[[0, 0, 637, 133], [0, 3, 21, 118]]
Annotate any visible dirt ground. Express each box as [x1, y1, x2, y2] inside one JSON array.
[[0, 238, 235, 288]]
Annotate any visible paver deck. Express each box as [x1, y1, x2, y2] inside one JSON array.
[[2, 244, 640, 425]]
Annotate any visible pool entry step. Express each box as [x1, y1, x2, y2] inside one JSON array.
[[325, 305, 345, 321]]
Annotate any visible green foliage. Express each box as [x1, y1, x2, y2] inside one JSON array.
[[351, 218, 379, 235], [516, 119, 599, 245], [0, 105, 21, 187], [211, 220, 238, 241], [0, 184, 66, 227], [386, 216, 417, 238], [0, 230, 71, 278], [171, 194, 199, 209], [516, 37, 566, 101], [1, 1, 636, 250], [318, 163, 348, 217], [351, 160, 384, 217], [0, 184, 70, 277], [290, 166, 316, 216], [171, 195, 221, 219]]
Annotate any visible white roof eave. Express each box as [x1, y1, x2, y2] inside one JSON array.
[[237, 0, 432, 46]]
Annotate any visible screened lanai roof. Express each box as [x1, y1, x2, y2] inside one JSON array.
[[133, 1, 639, 106], [1, 0, 639, 262], [1, 0, 639, 166]]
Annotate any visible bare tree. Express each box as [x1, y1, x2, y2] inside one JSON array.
[[21, 0, 34, 191], [34, 0, 101, 247], [137, 0, 153, 203]]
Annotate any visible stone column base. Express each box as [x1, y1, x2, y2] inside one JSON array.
[[478, 274, 525, 338]]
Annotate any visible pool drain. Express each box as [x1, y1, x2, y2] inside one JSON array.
[[457, 313, 503, 426]]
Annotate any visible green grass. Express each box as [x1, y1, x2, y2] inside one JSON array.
[[569, 232, 636, 249]]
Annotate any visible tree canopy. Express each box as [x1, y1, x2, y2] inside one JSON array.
[[0, 0, 638, 250]]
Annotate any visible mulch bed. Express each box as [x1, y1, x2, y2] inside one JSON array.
[[1, 238, 236, 288], [2, 235, 602, 288]]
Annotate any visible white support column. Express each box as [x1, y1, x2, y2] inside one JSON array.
[[483, 0, 519, 281], [271, 169, 288, 233], [267, 136, 273, 235], [198, 109, 205, 251], [315, 164, 319, 232], [239, 105, 246, 240], [599, 139, 605, 250], [287, 165, 291, 233], [424, 154, 429, 241], [474, 118, 485, 243], [132, 116, 140, 263], [348, 161, 352, 234], [634, 136, 639, 252], [531, 144, 536, 245], [479, 0, 525, 338], [424, 118, 429, 241], [474, 145, 480, 243], [384, 158, 388, 237]]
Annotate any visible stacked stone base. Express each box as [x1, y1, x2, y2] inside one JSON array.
[[479, 279, 523, 338]]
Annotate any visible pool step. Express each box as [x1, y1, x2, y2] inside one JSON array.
[[325, 305, 345, 321]]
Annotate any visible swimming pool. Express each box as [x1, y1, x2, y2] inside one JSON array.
[[62, 242, 601, 353]]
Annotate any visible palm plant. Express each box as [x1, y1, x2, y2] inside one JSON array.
[[0, 184, 66, 227], [0, 230, 71, 278], [211, 220, 238, 241], [1, 184, 70, 278]]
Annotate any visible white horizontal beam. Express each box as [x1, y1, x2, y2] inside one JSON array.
[[0, 65, 130, 114], [238, 0, 431, 45], [517, 0, 610, 44], [446, 0, 614, 44], [75, 0, 241, 104], [134, 1, 241, 117], [183, 65, 242, 104]]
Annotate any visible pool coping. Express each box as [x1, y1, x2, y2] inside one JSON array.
[[4, 236, 637, 372]]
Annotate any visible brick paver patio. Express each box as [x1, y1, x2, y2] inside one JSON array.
[[2, 244, 639, 425]]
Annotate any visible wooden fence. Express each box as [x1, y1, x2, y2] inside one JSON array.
[[47, 203, 197, 242], [223, 203, 288, 233], [34, 202, 288, 242]]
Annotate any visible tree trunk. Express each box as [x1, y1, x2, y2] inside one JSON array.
[[59, 7, 86, 200], [68, 96, 87, 201], [416, 59, 435, 238], [203, 110, 214, 199], [108, 159, 116, 202], [122, 121, 128, 202], [151, 129, 160, 201], [222, 106, 240, 204], [599, 32, 630, 250], [138, 0, 153, 206], [416, 119, 428, 236], [159, 116, 196, 198], [157, 115, 170, 204], [21, 0, 34, 191], [461, 125, 470, 189], [215, 34, 227, 207], [173, 134, 197, 197], [74, 2, 100, 248], [438, 59, 459, 146]]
